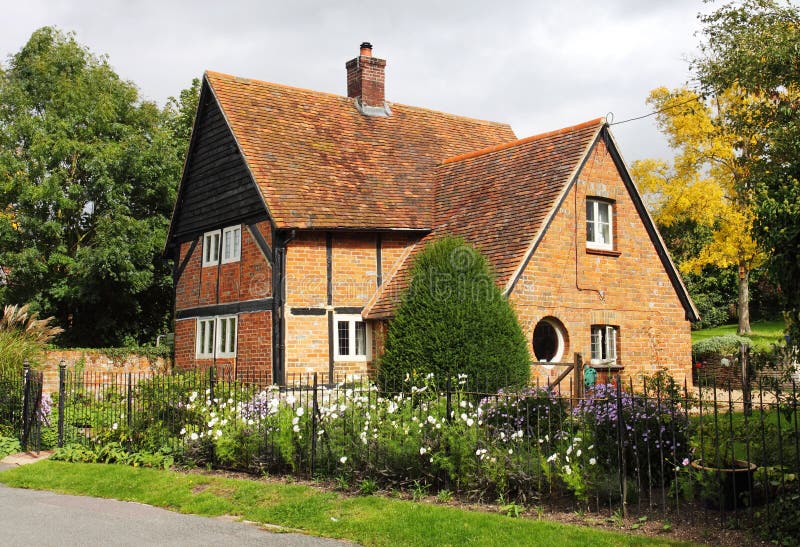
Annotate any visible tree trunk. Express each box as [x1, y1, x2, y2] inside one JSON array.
[[738, 263, 751, 335]]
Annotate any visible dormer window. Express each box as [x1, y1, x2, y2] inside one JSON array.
[[586, 198, 613, 250]]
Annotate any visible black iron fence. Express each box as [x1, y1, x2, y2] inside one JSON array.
[[1, 364, 799, 540], [0, 363, 44, 452]]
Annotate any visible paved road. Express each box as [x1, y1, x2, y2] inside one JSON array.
[[0, 483, 352, 546]]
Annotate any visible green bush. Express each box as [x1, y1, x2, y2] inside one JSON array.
[[378, 237, 530, 392], [0, 435, 21, 458], [692, 334, 749, 358], [0, 330, 43, 376]]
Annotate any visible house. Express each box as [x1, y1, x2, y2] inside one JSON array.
[[165, 43, 699, 386]]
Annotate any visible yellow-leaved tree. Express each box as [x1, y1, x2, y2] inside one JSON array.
[[631, 87, 764, 335]]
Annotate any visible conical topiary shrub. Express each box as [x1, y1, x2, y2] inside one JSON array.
[[378, 236, 530, 392]]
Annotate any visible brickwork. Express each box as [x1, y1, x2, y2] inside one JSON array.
[[173, 220, 273, 379], [346, 51, 386, 107], [509, 139, 693, 387], [39, 350, 171, 395]]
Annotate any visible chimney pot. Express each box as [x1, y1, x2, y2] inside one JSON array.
[[359, 42, 373, 56]]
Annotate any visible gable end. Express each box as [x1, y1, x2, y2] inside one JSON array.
[[166, 79, 269, 251]]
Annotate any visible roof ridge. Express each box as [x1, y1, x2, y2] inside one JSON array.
[[204, 70, 512, 129], [440, 117, 605, 165]]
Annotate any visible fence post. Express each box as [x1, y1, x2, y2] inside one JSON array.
[[57, 360, 66, 448], [573, 353, 584, 400], [21, 360, 31, 449], [311, 372, 318, 477], [209, 366, 216, 403], [126, 373, 133, 450], [740, 342, 752, 416], [616, 380, 628, 518]]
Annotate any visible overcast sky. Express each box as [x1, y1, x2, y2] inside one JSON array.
[[1, 0, 713, 164]]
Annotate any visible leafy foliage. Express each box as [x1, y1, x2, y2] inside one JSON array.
[[0, 28, 198, 346], [378, 237, 530, 392], [692, 0, 800, 342]]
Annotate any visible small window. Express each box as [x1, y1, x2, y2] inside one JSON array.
[[334, 314, 369, 362], [586, 198, 613, 250], [590, 325, 618, 365], [203, 230, 221, 267], [221, 225, 241, 264], [216, 315, 237, 357], [196, 318, 215, 358], [532, 318, 566, 364], [196, 315, 238, 359]]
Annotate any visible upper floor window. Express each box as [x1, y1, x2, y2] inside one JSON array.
[[221, 225, 241, 264], [586, 198, 613, 250], [202, 225, 241, 267], [334, 314, 369, 362], [590, 325, 617, 365], [203, 230, 221, 267]]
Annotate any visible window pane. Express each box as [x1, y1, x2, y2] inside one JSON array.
[[591, 328, 602, 361], [598, 202, 610, 223], [205, 236, 211, 263], [586, 219, 596, 243], [607, 326, 617, 361], [199, 321, 206, 353], [355, 322, 366, 355], [224, 230, 232, 259], [219, 318, 227, 352], [207, 321, 214, 354], [600, 221, 610, 244], [229, 318, 236, 353], [213, 234, 220, 261], [587, 201, 595, 222], [338, 321, 350, 356], [233, 228, 240, 258]]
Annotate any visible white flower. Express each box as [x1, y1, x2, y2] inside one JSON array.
[[112, 423, 118, 430], [459, 400, 467, 408], [420, 447, 427, 455], [180, 427, 186, 435], [589, 458, 597, 466], [466, 418, 474, 427], [576, 449, 582, 457], [460, 413, 468, 422], [292, 417, 299, 425], [292, 425, 300, 432], [215, 430, 222, 438], [286, 394, 296, 405], [296, 407, 305, 417], [190, 432, 199, 441], [564, 465, 572, 475], [547, 453, 558, 463], [508, 449, 513, 455], [427, 415, 436, 424], [340, 456, 347, 464]]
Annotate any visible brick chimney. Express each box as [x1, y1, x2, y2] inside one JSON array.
[[346, 42, 389, 115]]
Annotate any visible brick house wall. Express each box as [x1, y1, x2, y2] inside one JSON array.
[[509, 139, 693, 386], [173, 220, 274, 383], [284, 231, 416, 378]]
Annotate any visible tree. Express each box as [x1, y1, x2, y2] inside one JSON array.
[[378, 236, 531, 392], [0, 28, 197, 346], [632, 87, 764, 334], [692, 0, 800, 342]]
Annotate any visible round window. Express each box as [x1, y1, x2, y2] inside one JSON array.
[[532, 318, 565, 364]]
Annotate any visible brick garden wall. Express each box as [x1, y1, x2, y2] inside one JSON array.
[[39, 349, 171, 395]]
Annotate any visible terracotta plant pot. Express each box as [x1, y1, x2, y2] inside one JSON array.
[[691, 459, 758, 510]]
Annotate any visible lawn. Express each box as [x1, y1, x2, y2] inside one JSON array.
[[692, 319, 786, 350], [0, 461, 688, 546]]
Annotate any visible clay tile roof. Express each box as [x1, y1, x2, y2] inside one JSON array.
[[364, 118, 604, 319], [205, 71, 517, 230]]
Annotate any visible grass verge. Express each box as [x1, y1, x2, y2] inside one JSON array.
[[691, 319, 785, 350], [0, 461, 686, 546]]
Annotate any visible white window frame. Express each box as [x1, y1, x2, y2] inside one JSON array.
[[195, 315, 238, 359], [586, 198, 614, 251], [333, 314, 370, 362], [590, 325, 618, 365], [202, 230, 221, 267], [195, 318, 216, 358], [532, 318, 566, 369], [221, 225, 242, 264]]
